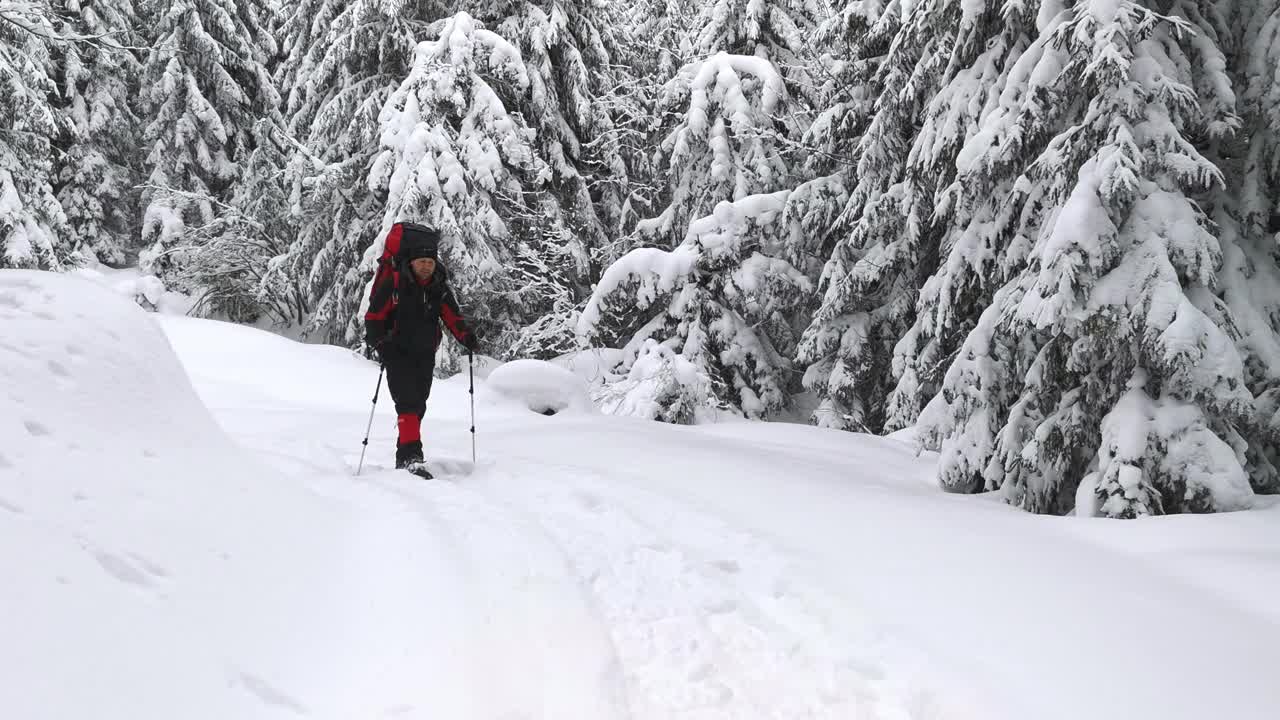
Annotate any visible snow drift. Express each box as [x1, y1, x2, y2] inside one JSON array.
[[0, 271, 495, 719], [0, 271, 223, 477], [0, 271, 356, 719]]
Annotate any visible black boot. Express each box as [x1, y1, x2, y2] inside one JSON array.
[[395, 441, 432, 479]]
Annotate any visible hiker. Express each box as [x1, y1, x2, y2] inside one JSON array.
[[364, 222, 478, 477]]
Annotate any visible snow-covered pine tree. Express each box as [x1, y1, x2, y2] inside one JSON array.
[[0, 1, 70, 270], [51, 0, 144, 267], [185, 119, 299, 325], [802, 0, 896, 181], [797, 0, 969, 433], [582, 2, 836, 420], [912, 0, 1268, 516], [278, 1, 633, 358], [363, 11, 572, 368], [137, 0, 280, 289], [1239, 1, 1280, 241], [883, 0, 1063, 433], [482, 0, 636, 353], [614, 0, 696, 230], [736, 0, 889, 314], [1221, 0, 1280, 492], [274, 0, 348, 138], [578, 188, 820, 420], [635, 52, 800, 248], [268, 0, 449, 342]]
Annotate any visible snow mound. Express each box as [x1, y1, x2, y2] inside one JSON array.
[[485, 358, 594, 415], [0, 270, 232, 477], [885, 425, 920, 445], [550, 347, 627, 388], [69, 264, 195, 315], [0, 271, 381, 719]]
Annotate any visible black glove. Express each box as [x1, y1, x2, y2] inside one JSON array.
[[366, 336, 387, 362], [462, 333, 479, 353]]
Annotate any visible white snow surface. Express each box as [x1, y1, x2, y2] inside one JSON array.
[[3, 269, 1280, 720]]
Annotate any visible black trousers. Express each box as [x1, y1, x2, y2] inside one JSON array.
[[383, 345, 436, 418]]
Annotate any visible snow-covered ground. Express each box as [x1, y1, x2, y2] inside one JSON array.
[[3, 269, 1279, 720]]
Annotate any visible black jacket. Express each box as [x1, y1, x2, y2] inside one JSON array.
[[365, 259, 472, 356]]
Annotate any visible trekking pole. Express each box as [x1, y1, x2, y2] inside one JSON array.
[[357, 364, 385, 476], [468, 348, 476, 465]]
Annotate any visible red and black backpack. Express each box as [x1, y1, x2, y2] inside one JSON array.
[[370, 221, 441, 306]]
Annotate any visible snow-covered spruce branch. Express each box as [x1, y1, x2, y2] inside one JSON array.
[[260, 120, 364, 210], [0, 4, 146, 50], [135, 184, 280, 239]]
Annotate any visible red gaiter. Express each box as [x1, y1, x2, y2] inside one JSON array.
[[397, 413, 421, 445]]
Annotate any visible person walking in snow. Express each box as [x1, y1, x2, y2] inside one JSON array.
[[364, 222, 479, 478]]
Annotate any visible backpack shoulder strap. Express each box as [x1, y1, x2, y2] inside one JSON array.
[[380, 224, 406, 307]]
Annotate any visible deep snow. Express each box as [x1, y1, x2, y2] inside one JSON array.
[[3, 269, 1279, 720]]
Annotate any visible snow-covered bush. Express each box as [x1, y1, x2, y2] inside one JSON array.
[[1076, 370, 1255, 517], [581, 190, 813, 420], [486, 359, 594, 415], [596, 339, 716, 424]]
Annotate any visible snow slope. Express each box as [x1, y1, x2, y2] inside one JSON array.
[[4, 269, 1280, 720]]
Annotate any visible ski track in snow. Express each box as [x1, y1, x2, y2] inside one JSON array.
[[356, 455, 941, 720], [330, 449, 945, 720], [348, 463, 632, 720]]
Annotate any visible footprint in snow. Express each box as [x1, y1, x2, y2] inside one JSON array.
[[576, 491, 605, 513], [127, 552, 169, 579], [47, 360, 71, 378], [91, 550, 155, 588], [237, 672, 308, 715], [24, 420, 50, 437], [711, 559, 741, 575], [86, 546, 170, 588], [0, 342, 35, 360], [704, 597, 739, 615]]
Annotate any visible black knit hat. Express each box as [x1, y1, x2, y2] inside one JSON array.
[[399, 222, 439, 261]]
